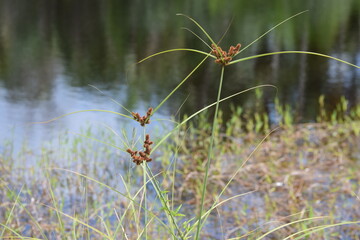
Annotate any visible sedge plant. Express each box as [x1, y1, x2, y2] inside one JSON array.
[[137, 11, 360, 239], [14, 10, 360, 239]]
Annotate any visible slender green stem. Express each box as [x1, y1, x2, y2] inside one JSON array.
[[255, 216, 327, 240], [145, 164, 184, 239], [138, 48, 215, 64], [195, 66, 225, 240], [235, 10, 309, 56], [194, 128, 279, 235], [181, 27, 212, 49], [0, 223, 23, 238], [1, 186, 23, 238], [31, 109, 132, 125], [230, 51, 360, 69], [291, 221, 360, 240], [171, 144, 181, 240], [176, 14, 217, 46], [2, 184, 49, 240], [142, 129, 148, 240], [176, 13, 226, 64], [45, 171, 66, 237], [153, 55, 210, 114], [44, 205, 112, 240], [51, 168, 177, 237], [142, 163, 148, 240], [152, 85, 276, 153]]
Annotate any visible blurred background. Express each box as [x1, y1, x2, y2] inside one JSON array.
[[0, 0, 359, 149]]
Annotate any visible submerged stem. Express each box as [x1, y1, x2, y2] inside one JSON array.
[[195, 66, 225, 240]]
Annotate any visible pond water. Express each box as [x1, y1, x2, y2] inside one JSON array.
[[0, 0, 360, 150]]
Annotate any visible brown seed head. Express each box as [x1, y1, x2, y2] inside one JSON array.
[[147, 107, 153, 116]]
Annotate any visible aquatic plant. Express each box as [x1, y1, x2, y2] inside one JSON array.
[[2, 10, 360, 240]]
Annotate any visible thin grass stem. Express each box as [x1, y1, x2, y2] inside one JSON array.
[[136, 217, 155, 240], [236, 10, 309, 56], [291, 221, 360, 240], [230, 51, 360, 69], [137, 48, 215, 64], [98, 216, 111, 237], [0, 186, 23, 238], [216, 16, 234, 45], [45, 171, 66, 237], [181, 27, 212, 49], [50, 168, 177, 237], [31, 109, 132, 125], [142, 129, 148, 240], [184, 191, 256, 238], [88, 84, 133, 114], [195, 66, 225, 239], [153, 55, 210, 114], [1, 184, 49, 240], [255, 216, 328, 240], [113, 209, 129, 240], [144, 164, 184, 239], [67, 131, 125, 152], [42, 204, 113, 240], [152, 85, 277, 152], [176, 14, 226, 61], [176, 14, 217, 46], [194, 127, 279, 234], [0, 224, 23, 238]]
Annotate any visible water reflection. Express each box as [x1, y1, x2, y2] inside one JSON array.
[[0, 0, 359, 147]]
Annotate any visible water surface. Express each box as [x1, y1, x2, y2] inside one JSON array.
[[0, 0, 359, 150]]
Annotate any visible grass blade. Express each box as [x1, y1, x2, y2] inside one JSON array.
[[45, 171, 66, 237], [176, 13, 217, 47], [88, 84, 133, 114], [1, 184, 49, 240], [152, 84, 277, 152], [236, 10, 309, 56], [0, 186, 23, 237], [31, 109, 132, 125], [255, 216, 328, 240], [0, 224, 22, 239], [181, 27, 212, 49], [137, 48, 215, 64], [184, 191, 256, 238], [67, 131, 125, 152], [230, 51, 360, 69], [153, 55, 211, 114], [291, 221, 360, 240], [145, 164, 185, 239], [50, 168, 177, 237], [42, 205, 113, 240]]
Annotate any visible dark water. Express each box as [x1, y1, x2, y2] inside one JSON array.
[[0, 0, 360, 149]]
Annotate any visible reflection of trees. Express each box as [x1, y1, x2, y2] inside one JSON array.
[[0, 0, 358, 120], [55, 1, 109, 85], [0, 0, 56, 102]]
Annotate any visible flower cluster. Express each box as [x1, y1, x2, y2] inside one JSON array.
[[211, 43, 241, 66], [126, 134, 154, 165], [131, 107, 153, 126]]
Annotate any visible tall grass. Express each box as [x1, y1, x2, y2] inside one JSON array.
[[2, 11, 360, 239]]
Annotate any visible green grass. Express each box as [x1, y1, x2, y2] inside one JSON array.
[[1, 104, 360, 238], [1, 11, 360, 239]]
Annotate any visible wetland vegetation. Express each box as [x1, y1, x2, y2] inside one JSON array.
[[1, 99, 360, 239], [1, 1, 360, 239]]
